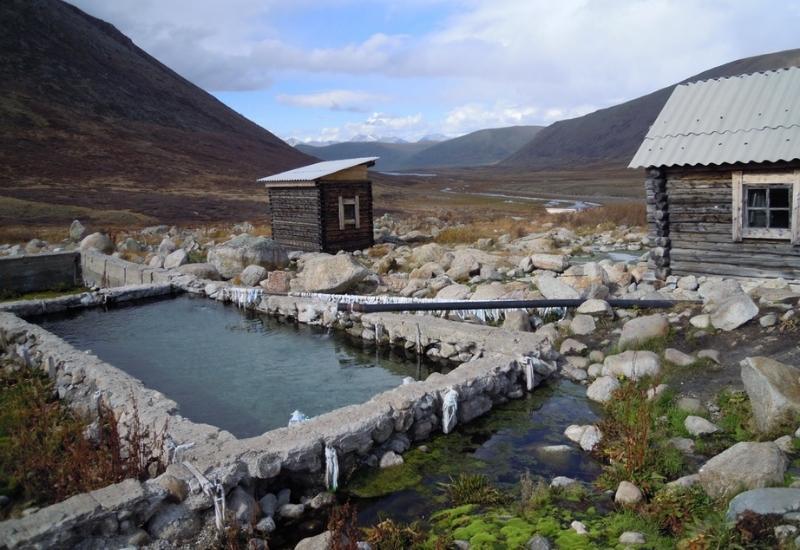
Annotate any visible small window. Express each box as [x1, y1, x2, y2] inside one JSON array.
[[338, 196, 360, 230], [732, 171, 799, 243]]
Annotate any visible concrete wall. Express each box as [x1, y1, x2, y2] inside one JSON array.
[[81, 250, 172, 288], [0, 251, 81, 295]]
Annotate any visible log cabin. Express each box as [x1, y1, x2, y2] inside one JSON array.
[[258, 157, 377, 253], [630, 67, 800, 281]]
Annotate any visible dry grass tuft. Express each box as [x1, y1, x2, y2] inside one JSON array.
[[434, 217, 539, 245], [550, 202, 646, 230]]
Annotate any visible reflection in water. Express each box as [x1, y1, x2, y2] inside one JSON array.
[[31, 295, 438, 438]]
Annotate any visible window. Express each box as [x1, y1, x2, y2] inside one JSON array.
[[732, 170, 800, 244], [338, 195, 360, 229]]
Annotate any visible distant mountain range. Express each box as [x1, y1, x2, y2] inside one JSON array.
[[297, 125, 543, 171], [502, 48, 800, 169]]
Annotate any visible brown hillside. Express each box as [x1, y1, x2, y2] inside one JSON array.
[[0, 0, 313, 226]]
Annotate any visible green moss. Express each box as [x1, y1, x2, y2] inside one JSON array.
[[498, 517, 536, 547]]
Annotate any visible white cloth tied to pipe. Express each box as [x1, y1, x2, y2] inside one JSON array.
[[223, 286, 263, 308], [289, 410, 309, 426], [325, 446, 339, 491], [522, 356, 536, 391], [442, 388, 459, 434]]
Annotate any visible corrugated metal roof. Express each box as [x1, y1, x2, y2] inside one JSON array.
[[257, 157, 378, 182], [629, 67, 800, 168]]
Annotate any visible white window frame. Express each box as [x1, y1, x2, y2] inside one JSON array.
[[732, 170, 800, 244], [338, 195, 360, 230]]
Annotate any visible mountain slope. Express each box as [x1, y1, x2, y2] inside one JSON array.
[[405, 125, 543, 168], [0, 0, 313, 224], [295, 141, 431, 171], [503, 48, 800, 169]]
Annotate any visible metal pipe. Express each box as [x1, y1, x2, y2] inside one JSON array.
[[338, 298, 677, 313]]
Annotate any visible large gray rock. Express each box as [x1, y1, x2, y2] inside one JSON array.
[[69, 219, 86, 241], [741, 356, 800, 434], [411, 243, 448, 266], [503, 310, 531, 332], [570, 314, 596, 336], [80, 232, 114, 254], [615, 481, 643, 505], [146, 504, 201, 542], [436, 284, 471, 300], [295, 531, 332, 550], [586, 376, 620, 403], [293, 253, 370, 293], [208, 235, 289, 279], [239, 265, 268, 287], [228, 486, 260, 525], [536, 275, 581, 299], [698, 441, 787, 498], [618, 314, 668, 349], [684, 415, 719, 436], [163, 249, 188, 269], [531, 253, 569, 272], [603, 350, 661, 380], [726, 488, 800, 522], [710, 293, 759, 330], [177, 263, 220, 280]]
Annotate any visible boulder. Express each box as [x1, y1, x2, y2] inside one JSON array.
[[259, 493, 277, 518], [279, 503, 305, 519], [699, 279, 744, 304], [576, 299, 613, 316], [208, 235, 289, 279], [292, 253, 369, 293], [603, 351, 661, 380], [158, 238, 178, 256], [295, 532, 332, 550], [741, 356, 800, 434], [726, 487, 800, 522], [240, 265, 268, 286], [163, 249, 188, 269], [410, 243, 448, 266], [684, 416, 719, 436], [619, 532, 645, 545], [177, 263, 220, 280], [564, 424, 602, 451], [80, 232, 114, 254], [503, 310, 531, 332], [615, 481, 643, 505], [526, 534, 553, 550], [69, 219, 86, 241], [146, 504, 201, 542], [117, 237, 143, 253], [586, 376, 620, 403], [531, 254, 569, 272], [379, 451, 404, 468], [664, 348, 695, 367], [227, 486, 260, 525], [536, 275, 581, 299], [436, 284, 471, 300], [676, 397, 706, 415], [560, 338, 587, 355], [697, 441, 787, 498], [409, 262, 444, 279], [570, 314, 596, 336], [618, 314, 668, 349], [149, 255, 165, 268], [677, 275, 699, 291], [710, 293, 759, 331], [260, 271, 294, 293]]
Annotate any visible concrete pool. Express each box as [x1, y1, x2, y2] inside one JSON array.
[[31, 294, 440, 437]]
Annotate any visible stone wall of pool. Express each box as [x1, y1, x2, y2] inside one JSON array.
[[0, 269, 561, 548]]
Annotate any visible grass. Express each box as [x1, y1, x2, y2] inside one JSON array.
[[433, 217, 541, 245], [438, 473, 505, 506], [0, 358, 167, 517], [550, 202, 646, 231]]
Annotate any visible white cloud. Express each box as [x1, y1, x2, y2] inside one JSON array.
[[288, 112, 426, 143], [276, 90, 386, 112]]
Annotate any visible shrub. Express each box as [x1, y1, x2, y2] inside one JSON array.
[[328, 502, 359, 550], [439, 473, 505, 506], [646, 485, 713, 536], [363, 519, 426, 550]]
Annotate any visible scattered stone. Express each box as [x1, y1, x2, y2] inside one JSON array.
[[208, 235, 289, 279], [531, 253, 569, 272], [69, 219, 86, 241], [149, 255, 164, 268], [503, 310, 531, 332], [676, 397, 706, 415], [309, 492, 335, 510], [664, 348, 695, 367], [667, 474, 699, 489], [294, 531, 332, 550], [684, 416, 719, 436], [239, 264, 268, 286], [436, 284, 471, 300], [560, 338, 587, 355], [775, 524, 798, 544], [760, 313, 779, 327], [539, 445, 573, 453], [618, 314, 668, 349], [576, 299, 613, 316], [726, 487, 800, 522], [741, 356, 800, 434], [379, 451, 404, 468], [526, 534, 553, 550], [689, 314, 711, 329], [775, 435, 794, 454], [255, 517, 276, 534], [550, 476, 578, 488], [228, 487, 259, 525], [615, 481, 643, 505], [570, 314, 596, 336], [163, 249, 189, 269], [698, 441, 787, 499], [158, 237, 177, 256], [603, 350, 661, 380], [80, 232, 114, 254], [259, 493, 277, 517], [146, 504, 201, 543], [279, 503, 305, 520], [619, 532, 645, 545], [697, 349, 721, 364], [710, 293, 759, 331], [586, 376, 620, 403], [536, 275, 581, 299], [177, 263, 220, 280], [570, 520, 588, 535], [588, 350, 605, 363], [677, 275, 699, 291], [668, 437, 695, 454]]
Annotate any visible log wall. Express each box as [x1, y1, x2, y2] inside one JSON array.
[[320, 180, 374, 252], [654, 162, 800, 281], [268, 187, 323, 252]]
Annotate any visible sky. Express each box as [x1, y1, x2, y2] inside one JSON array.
[[70, 0, 800, 144]]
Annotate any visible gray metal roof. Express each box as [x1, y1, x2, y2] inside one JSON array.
[[257, 157, 378, 183], [629, 67, 800, 168]]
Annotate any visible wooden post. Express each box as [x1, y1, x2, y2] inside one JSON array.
[[731, 170, 743, 242]]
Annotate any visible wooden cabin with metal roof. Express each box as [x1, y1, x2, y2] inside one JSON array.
[[258, 157, 376, 253], [630, 67, 800, 281]]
